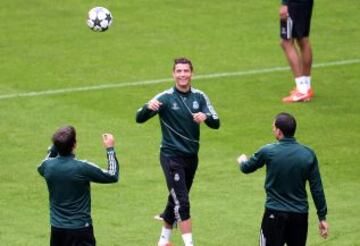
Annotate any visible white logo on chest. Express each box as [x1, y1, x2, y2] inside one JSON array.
[[172, 102, 180, 110], [192, 101, 199, 110]]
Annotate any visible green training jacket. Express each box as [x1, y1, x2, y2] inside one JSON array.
[[136, 86, 220, 157], [38, 146, 119, 229], [240, 137, 327, 221]]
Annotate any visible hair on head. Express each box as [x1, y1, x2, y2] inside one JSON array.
[[274, 112, 297, 137], [173, 57, 193, 72], [52, 125, 76, 156]]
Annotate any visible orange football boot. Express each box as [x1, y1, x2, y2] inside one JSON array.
[[282, 89, 314, 103], [289, 87, 314, 97]]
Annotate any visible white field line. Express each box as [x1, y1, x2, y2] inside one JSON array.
[[0, 58, 359, 101]]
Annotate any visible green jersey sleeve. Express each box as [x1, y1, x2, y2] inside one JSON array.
[[240, 146, 267, 173], [200, 93, 220, 129], [80, 147, 119, 183], [308, 155, 328, 221]]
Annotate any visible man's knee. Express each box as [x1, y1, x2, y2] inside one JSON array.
[[296, 37, 310, 49], [280, 39, 294, 51], [178, 201, 190, 221], [163, 201, 190, 224]]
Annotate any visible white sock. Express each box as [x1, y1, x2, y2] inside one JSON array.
[[295, 77, 308, 94], [182, 233, 194, 246], [304, 76, 311, 89], [158, 227, 172, 246]]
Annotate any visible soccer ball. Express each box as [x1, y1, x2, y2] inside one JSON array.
[[87, 7, 113, 32]]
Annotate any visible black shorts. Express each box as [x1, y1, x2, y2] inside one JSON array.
[[281, 0, 313, 39], [260, 209, 308, 246], [51, 225, 96, 246], [160, 153, 198, 225]]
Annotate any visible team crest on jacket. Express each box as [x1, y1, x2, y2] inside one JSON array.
[[172, 102, 180, 110], [192, 101, 199, 110]]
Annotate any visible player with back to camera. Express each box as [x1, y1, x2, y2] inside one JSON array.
[[136, 57, 220, 246], [38, 126, 119, 246], [279, 0, 315, 103], [236, 112, 328, 245]]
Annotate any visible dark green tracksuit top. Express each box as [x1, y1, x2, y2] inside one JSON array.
[[38, 146, 119, 229], [240, 137, 327, 221], [136, 86, 220, 157]]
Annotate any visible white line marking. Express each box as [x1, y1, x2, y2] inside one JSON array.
[[0, 59, 359, 101]]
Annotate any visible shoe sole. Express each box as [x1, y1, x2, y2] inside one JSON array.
[[154, 215, 164, 221], [283, 98, 311, 103]]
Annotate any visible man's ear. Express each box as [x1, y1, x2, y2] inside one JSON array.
[[276, 128, 284, 138]]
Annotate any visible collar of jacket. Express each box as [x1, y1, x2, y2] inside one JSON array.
[[279, 137, 296, 143], [174, 86, 191, 95]]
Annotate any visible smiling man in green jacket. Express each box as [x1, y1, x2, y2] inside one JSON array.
[[136, 57, 220, 246]]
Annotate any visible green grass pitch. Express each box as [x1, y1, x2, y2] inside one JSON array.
[[0, 0, 359, 245]]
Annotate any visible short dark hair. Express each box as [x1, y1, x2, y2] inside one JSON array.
[[52, 126, 76, 156], [274, 112, 297, 137], [173, 57, 193, 72]]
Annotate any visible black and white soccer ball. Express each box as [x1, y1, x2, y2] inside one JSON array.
[[87, 7, 113, 32]]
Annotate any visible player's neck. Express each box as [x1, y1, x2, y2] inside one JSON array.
[[175, 84, 191, 93]]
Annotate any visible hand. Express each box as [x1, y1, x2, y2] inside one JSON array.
[[319, 220, 329, 239], [147, 99, 163, 111], [102, 133, 115, 148], [237, 154, 248, 164], [193, 112, 207, 124], [279, 5, 288, 20]]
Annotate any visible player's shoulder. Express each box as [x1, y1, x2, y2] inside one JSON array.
[[190, 87, 206, 96], [190, 87, 212, 102], [41, 157, 57, 166], [298, 142, 316, 156], [77, 159, 101, 170], [38, 160, 48, 171], [154, 87, 175, 99], [39, 157, 61, 173], [259, 142, 277, 153], [263, 142, 278, 149]]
